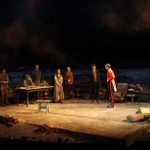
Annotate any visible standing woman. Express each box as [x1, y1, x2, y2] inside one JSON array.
[[105, 63, 117, 108], [54, 69, 64, 103]]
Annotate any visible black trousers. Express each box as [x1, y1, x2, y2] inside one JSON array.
[[64, 83, 74, 99], [91, 81, 100, 101]]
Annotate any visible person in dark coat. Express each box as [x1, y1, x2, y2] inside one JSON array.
[[90, 64, 101, 103], [32, 64, 41, 86]]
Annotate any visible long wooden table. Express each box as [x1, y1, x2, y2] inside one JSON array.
[[15, 86, 54, 107]]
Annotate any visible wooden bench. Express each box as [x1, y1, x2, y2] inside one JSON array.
[[36, 100, 51, 113]]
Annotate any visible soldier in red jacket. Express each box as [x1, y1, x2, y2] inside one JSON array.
[[105, 63, 117, 108]]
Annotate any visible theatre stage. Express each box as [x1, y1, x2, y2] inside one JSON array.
[[0, 100, 150, 147]]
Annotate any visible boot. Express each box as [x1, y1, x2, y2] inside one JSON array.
[[0, 100, 5, 107], [0, 97, 5, 106], [5, 100, 9, 105], [4, 97, 9, 105]]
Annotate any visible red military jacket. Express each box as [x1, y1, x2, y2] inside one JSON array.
[[107, 68, 115, 81], [107, 68, 117, 92]]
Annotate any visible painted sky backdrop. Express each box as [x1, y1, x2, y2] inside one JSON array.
[[0, 0, 150, 68]]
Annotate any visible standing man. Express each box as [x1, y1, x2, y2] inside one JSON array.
[[90, 64, 101, 103], [32, 64, 41, 86], [0, 68, 9, 106], [105, 63, 117, 108], [64, 67, 74, 99]]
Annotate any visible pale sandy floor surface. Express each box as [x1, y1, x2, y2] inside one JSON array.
[[0, 100, 150, 146]]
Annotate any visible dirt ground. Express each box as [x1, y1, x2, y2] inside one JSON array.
[[0, 100, 150, 147]]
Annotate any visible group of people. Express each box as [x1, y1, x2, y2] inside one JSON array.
[[90, 63, 117, 107], [23, 65, 74, 103], [0, 63, 117, 108], [23, 64, 41, 87], [54, 67, 74, 103]]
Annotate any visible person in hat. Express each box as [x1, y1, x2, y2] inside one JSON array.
[[105, 63, 117, 108]]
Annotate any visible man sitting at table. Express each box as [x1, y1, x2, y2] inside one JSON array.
[[22, 74, 35, 101], [23, 74, 35, 87]]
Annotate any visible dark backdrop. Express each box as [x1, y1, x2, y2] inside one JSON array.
[[0, 0, 149, 68]]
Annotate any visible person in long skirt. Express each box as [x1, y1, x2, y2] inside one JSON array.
[[54, 69, 64, 103]]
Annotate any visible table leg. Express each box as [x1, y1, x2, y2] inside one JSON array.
[[37, 92, 40, 99], [26, 91, 29, 107], [16, 91, 19, 105], [131, 96, 134, 103], [46, 103, 49, 113], [38, 102, 41, 112]]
